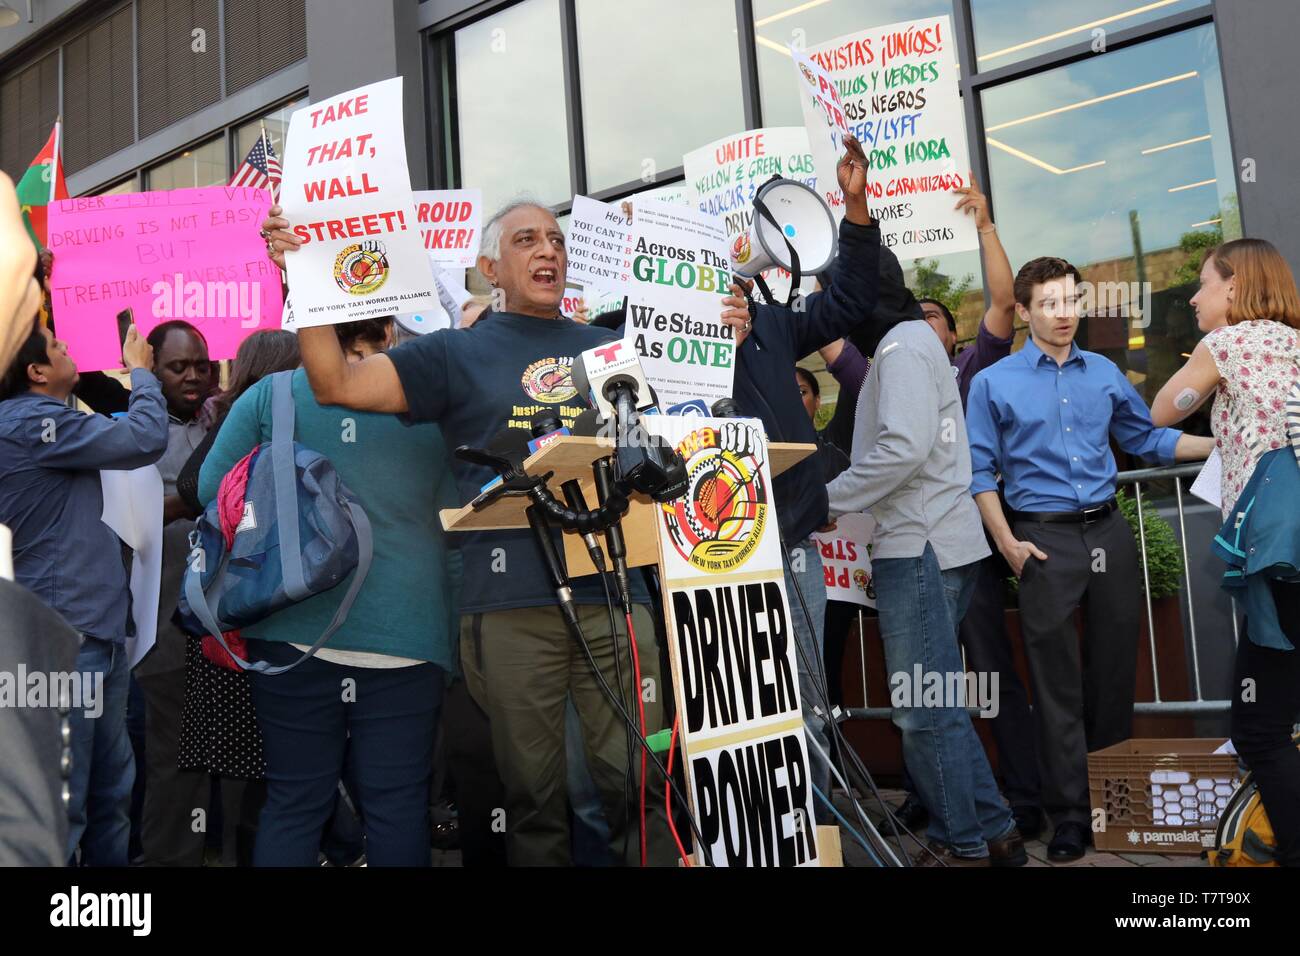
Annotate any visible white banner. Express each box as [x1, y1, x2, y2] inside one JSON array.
[[279, 77, 437, 327], [811, 511, 877, 608]]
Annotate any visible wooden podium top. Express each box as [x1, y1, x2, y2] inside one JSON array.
[[440, 435, 816, 533]]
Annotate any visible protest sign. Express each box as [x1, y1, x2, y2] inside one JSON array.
[[279, 77, 436, 327], [565, 194, 632, 298], [683, 127, 819, 302], [801, 15, 978, 259], [47, 187, 283, 372], [621, 199, 735, 411], [414, 189, 481, 270], [643, 414, 821, 866], [811, 512, 877, 608], [791, 46, 851, 220]]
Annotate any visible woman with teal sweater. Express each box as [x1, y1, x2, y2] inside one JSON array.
[[198, 317, 459, 866]]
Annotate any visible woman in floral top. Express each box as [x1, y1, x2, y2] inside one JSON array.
[[1153, 237, 1300, 866]]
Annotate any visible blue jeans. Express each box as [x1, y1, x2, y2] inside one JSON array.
[[247, 640, 443, 867], [872, 544, 1014, 858], [785, 538, 831, 822], [566, 696, 614, 866], [66, 637, 134, 866]]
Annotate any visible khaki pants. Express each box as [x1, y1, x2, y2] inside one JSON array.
[[459, 603, 674, 866]]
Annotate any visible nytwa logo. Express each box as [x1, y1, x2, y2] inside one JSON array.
[[50, 886, 151, 936]]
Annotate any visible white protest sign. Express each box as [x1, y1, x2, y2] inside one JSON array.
[[811, 511, 876, 608], [791, 45, 851, 221], [804, 15, 978, 260], [636, 183, 693, 207], [565, 194, 632, 299], [683, 127, 819, 303], [279, 77, 436, 327], [414, 189, 482, 270], [100, 467, 164, 669], [621, 199, 735, 413], [643, 415, 821, 866]]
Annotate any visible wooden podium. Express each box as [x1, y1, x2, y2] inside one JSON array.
[[439, 434, 817, 576], [439, 433, 847, 865]]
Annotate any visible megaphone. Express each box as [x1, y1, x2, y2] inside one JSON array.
[[730, 177, 838, 292]]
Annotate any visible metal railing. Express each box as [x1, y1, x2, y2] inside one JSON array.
[[846, 459, 1234, 720]]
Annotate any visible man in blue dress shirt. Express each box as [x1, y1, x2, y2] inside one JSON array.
[[0, 320, 168, 865], [965, 257, 1213, 862]]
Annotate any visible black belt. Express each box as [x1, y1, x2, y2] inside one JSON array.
[[1010, 499, 1118, 525]]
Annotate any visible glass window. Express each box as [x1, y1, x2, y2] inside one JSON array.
[[576, 0, 744, 192], [89, 178, 138, 197], [981, 24, 1240, 408], [454, 0, 571, 216], [145, 137, 227, 190], [754, 0, 954, 128], [971, 0, 1204, 70], [234, 96, 305, 166]]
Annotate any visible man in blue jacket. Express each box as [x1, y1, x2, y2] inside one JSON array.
[[0, 319, 169, 865]]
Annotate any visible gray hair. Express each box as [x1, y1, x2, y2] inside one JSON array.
[[479, 196, 556, 261]]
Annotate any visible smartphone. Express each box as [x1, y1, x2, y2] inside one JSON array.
[[116, 308, 133, 348]]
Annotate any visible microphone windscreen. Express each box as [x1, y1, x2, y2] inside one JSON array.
[[572, 408, 603, 438], [711, 397, 743, 419], [487, 427, 532, 467]]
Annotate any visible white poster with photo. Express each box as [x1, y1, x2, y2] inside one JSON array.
[[791, 45, 851, 222], [621, 199, 735, 411], [279, 77, 437, 326], [803, 15, 979, 259], [811, 511, 877, 608], [683, 127, 819, 302]]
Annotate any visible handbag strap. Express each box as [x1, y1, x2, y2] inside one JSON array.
[[270, 371, 310, 602], [184, 500, 375, 676]]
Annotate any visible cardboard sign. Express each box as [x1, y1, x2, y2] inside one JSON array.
[[414, 189, 481, 270], [46, 187, 284, 371], [811, 511, 877, 608], [803, 15, 978, 259], [279, 77, 436, 327], [644, 415, 820, 866], [682, 127, 819, 302], [621, 199, 735, 411]]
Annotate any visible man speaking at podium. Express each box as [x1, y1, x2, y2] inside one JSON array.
[[264, 199, 669, 866]]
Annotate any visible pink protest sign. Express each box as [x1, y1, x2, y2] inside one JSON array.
[[47, 186, 284, 372]]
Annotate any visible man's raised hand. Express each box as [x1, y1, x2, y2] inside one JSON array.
[[837, 134, 873, 226]]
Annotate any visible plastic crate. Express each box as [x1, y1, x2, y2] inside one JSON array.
[[1088, 738, 1242, 855]]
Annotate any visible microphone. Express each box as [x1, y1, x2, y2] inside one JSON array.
[[711, 397, 743, 419], [525, 505, 581, 636], [529, 409, 571, 455], [571, 340, 654, 422], [594, 457, 632, 614], [562, 479, 607, 574]]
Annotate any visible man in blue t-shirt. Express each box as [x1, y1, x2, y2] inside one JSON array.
[[264, 198, 669, 866]]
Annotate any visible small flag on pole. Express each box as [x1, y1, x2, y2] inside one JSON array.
[[17, 119, 69, 250], [230, 127, 282, 202]]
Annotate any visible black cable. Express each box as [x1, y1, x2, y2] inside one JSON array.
[[598, 568, 635, 865], [569, 612, 714, 865]]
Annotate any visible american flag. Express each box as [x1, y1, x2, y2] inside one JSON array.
[[230, 129, 281, 201]]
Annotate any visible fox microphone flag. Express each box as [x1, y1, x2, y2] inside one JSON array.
[[17, 120, 68, 250]]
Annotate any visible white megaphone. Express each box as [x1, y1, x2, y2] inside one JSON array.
[[730, 177, 838, 297]]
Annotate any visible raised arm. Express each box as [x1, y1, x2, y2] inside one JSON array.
[[955, 177, 1015, 340], [262, 206, 408, 414]]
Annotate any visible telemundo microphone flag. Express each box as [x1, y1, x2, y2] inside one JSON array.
[[17, 120, 68, 250]]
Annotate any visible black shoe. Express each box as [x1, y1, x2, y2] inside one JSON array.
[[1012, 805, 1044, 841], [988, 828, 1028, 867], [1047, 821, 1089, 862], [895, 794, 929, 831]]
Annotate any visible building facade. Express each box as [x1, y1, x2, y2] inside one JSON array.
[[2, 0, 1298, 410]]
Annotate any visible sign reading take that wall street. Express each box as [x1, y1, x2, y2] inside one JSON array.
[[643, 414, 821, 866], [801, 15, 979, 260], [620, 199, 736, 412], [46, 187, 284, 372], [682, 127, 819, 302], [279, 77, 437, 327]]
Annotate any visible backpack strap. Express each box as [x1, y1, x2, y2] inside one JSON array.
[[270, 371, 310, 602]]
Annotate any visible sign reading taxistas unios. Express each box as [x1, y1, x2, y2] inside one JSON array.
[[620, 199, 735, 413], [682, 127, 819, 303], [643, 414, 821, 866], [803, 15, 978, 259], [279, 77, 437, 327]]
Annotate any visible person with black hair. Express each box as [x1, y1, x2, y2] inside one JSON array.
[[0, 317, 167, 865]]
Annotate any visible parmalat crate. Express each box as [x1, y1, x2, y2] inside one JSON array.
[[1088, 738, 1242, 855]]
